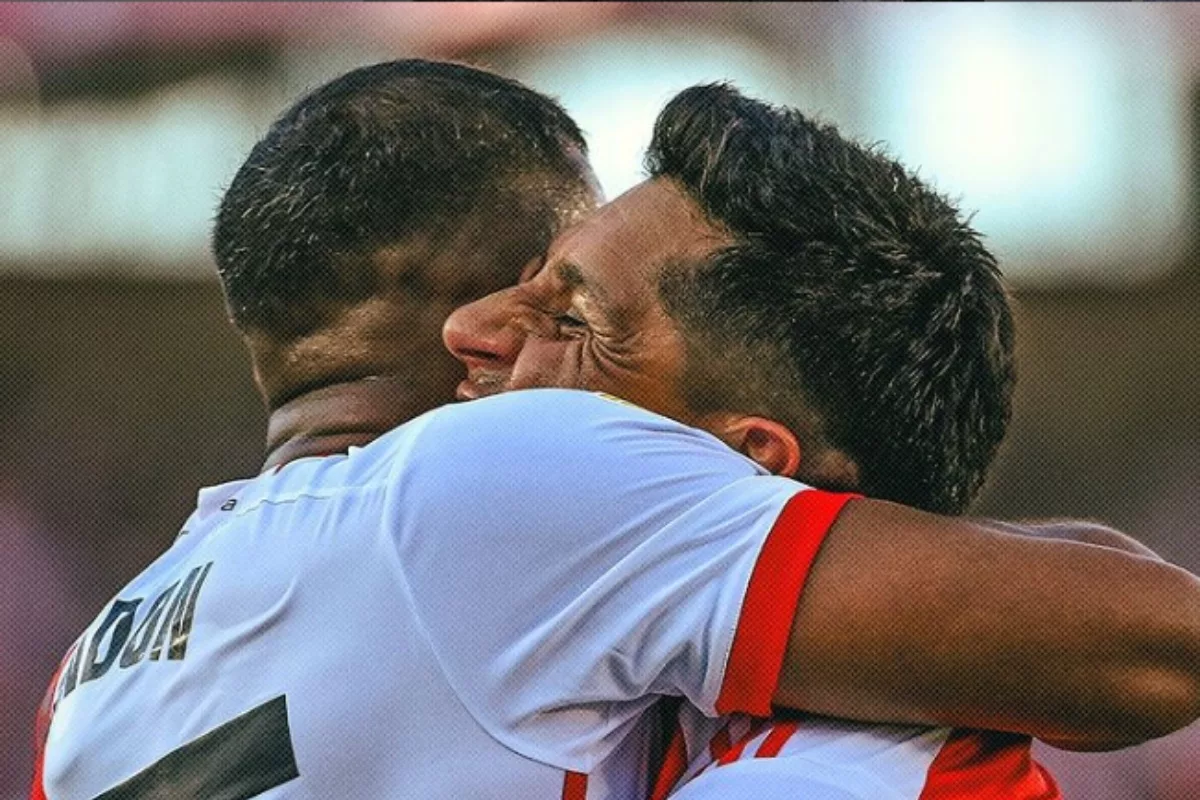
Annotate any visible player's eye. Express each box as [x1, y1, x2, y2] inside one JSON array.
[[554, 312, 587, 334]]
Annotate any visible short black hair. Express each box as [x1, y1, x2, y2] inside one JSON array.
[[649, 84, 1015, 514], [213, 59, 590, 338]]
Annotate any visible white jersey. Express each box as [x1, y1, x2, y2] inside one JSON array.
[[652, 707, 1061, 800], [35, 390, 854, 800]]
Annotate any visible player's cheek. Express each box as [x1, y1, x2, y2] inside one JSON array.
[[554, 340, 592, 392], [508, 340, 574, 390]]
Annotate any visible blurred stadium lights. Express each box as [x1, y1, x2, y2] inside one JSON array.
[[354, 2, 625, 58], [853, 4, 1189, 284], [0, 3, 1194, 284], [506, 26, 813, 200], [0, 76, 264, 274], [0, 3, 624, 65]]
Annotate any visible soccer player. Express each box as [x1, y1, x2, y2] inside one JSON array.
[[442, 83, 1200, 796], [32, 65, 1200, 800]]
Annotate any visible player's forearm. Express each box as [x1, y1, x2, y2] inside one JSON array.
[[986, 519, 1183, 752], [773, 499, 1200, 747]]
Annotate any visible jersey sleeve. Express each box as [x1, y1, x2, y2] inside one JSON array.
[[385, 390, 855, 771]]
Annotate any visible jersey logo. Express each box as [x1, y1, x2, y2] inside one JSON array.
[[54, 562, 214, 709], [593, 392, 640, 409]]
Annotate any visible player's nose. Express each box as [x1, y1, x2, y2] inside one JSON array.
[[443, 289, 524, 368]]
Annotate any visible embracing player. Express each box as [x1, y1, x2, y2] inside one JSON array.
[[33, 63, 1200, 799], [442, 82, 1198, 798]]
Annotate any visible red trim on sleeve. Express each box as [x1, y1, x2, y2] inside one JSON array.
[[561, 771, 588, 800], [918, 730, 1062, 800], [755, 720, 801, 758], [715, 490, 858, 716]]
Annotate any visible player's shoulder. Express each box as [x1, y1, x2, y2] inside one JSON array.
[[374, 389, 750, 471], [427, 389, 685, 432], [358, 389, 770, 515]]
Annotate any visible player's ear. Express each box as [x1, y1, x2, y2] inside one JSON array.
[[707, 415, 801, 477]]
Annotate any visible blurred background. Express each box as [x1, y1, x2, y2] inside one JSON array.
[[0, 3, 1196, 797]]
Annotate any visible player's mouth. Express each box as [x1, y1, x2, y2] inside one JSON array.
[[456, 372, 508, 401]]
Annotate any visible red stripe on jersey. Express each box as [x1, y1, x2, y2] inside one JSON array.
[[716, 490, 859, 716], [708, 724, 733, 763], [918, 730, 1061, 800], [562, 770, 588, 800], [717, 736, 752, 766], [649, 724, 689, 800], [717, 719, 769, 766], [755, 720, 801, 758], [30, 645, 77, 800]]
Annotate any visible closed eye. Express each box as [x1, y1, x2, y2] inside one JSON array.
[[554, 312, 588, 333]]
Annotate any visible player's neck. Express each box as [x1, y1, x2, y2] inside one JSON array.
[[262, 376, 425, 471]]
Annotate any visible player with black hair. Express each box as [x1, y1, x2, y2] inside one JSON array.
[[445, 82, 1200, 795], [33, 67, 1200, 800], [214, 59, 600, 432]]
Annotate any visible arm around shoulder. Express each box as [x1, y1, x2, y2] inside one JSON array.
[[773, 498, 1200, 748]]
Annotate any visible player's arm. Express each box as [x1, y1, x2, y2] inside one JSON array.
[[774, 499, 1200, 749], [981, 518, 1164, 560], [981, 518, 1170, 752]]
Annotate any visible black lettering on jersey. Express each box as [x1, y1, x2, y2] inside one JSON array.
[[168, 562, 211, 660], [62, 561, 215, 697], [91, 695, 298, 800], [55, 638, 84, 707], [81, 599, 142, 685], [148, 562, 211, 661], [119, 580, 179, 669]]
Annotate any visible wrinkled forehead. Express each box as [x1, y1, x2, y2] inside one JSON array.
[[561, 178, 729, 290]]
